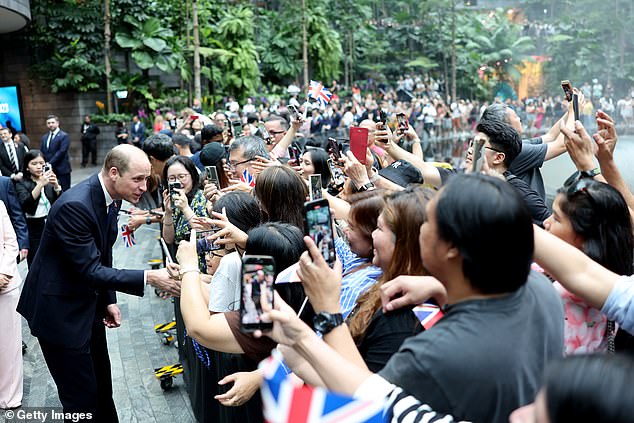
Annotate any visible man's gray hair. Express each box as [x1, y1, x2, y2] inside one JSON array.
[[481, 103, 511, 125], [229, 136, 270, 160]]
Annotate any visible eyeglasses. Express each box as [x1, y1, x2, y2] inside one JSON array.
[[167, 173, 190, 182], [228, 158, 255, 168], [269, 130, 285, 135], [468, 139, 504, 154]]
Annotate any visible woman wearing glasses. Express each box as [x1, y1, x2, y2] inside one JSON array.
[[162, 156, 209, 269]]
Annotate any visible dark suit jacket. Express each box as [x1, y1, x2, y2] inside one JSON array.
[[40, 129, 72, 175], [0, 176, 29, 249], [130, 122, 146, 143], [0, 141, 26, 177], [17, 174, 145, 348]]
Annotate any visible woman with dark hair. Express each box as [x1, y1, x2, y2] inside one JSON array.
[[297, 187, 429, 374], [543, 176, 634, 354], [176, 223, 315, 421], [115, 121, 129, 144], [510, 354, 634, 423], [299, 148, 331, 188], [162, 155, 208, 253], [254, 166, 307, 229], [15, 149, 62, 265]]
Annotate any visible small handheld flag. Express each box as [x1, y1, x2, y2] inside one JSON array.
[[121, 224, 136, 247], [412, 303, 444, 330], [308, 80, 333, 108], [259, 351, 386, 423], [241, 169, 256, 188]]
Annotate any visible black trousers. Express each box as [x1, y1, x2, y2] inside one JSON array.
[[26, 217, 46, 267], [39, 320, 118, 423], [81, 139, 97, 166]]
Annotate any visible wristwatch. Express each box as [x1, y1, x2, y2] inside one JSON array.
[[357, 181, 375, 192], [313, 312, 344, 335], [580, 167, 601, 178], [146, 216, 152, 225]]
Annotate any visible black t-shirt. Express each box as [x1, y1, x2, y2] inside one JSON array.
[[357, 307, 423, 373], [505, 171, 550, 226]]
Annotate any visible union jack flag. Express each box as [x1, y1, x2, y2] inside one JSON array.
[[412, 303, 444, 330], [308, 80, 333, 108], [259, 351, 386, 423], [241, 169, 256, 187], [121, 224, 136, 248]]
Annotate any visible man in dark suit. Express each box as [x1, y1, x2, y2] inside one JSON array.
[[80, 114, 101, 168], [0, 175, 29, 261], [17, 144, 180, 421], [0, 127, 25, 181], [41, 115, 72, 191], [129, 115, 146, 148]]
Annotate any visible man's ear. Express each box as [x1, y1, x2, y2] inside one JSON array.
[[446, 244, 460, 260], [107, 167, 119, 180]]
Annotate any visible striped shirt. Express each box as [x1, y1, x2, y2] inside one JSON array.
[[335, 237, 383, 318], [355, 374, 467, 422]]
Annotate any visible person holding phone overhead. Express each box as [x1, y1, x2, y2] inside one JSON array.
[[14, 150, 62, 266]]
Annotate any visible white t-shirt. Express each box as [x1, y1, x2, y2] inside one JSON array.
[[208, 251, 242, 312]]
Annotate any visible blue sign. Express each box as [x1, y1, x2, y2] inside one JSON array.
[[0, 85, 24, 132]]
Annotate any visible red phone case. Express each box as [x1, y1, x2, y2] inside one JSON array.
[[349, 127, 369, 165]]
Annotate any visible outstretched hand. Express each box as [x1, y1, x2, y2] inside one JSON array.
[[560, 120, 596, 172]]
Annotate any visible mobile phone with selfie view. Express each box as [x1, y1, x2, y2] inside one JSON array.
[[309, 174, 322, 201], [396, 113, 409, 134], [205, 166, 219, 187], [240, 255, 275, 333], [349, 127, 369, 165], [304, 198, 336, 266]]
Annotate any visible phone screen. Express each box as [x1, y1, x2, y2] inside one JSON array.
[[327, 137, 341, 160], [397, 113, 409, 134], [561, 80, 573, 102], [309, 174, 322, 201], [196, 228, 222, 254], [240, 256, 275, 332], [168, 181, 182, 208], [471, 139, 486, 173], [232, 121, 242, 137], [205, 166, 219, 187], [327, 159, 345, 188], [288, 104, 301, 121], [349, 127, 369, 164], [304, 199, 336, 266]]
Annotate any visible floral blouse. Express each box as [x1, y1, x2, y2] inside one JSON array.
[[173, 189, 208, 271]]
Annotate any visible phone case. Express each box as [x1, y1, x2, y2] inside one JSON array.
[[349, 127, 369, 164]]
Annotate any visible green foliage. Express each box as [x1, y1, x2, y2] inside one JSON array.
[[91, 113, 132, 124]]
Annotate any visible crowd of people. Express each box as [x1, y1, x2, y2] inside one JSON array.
[[1, 76, 634, 423]]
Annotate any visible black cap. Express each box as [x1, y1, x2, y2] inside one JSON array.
[[378, 160, 423, 187], [200, 142, 226, 166]]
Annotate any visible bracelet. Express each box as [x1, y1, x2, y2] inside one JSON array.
[[180, 267, 201, 277]]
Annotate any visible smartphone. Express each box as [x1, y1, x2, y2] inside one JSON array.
[[196, 228, 222, 254], [327, 158, 345, 188], [327, 137, 342, 161], [288, 104, 301, 121], [168, 181, 182, 209], [205, 166, 219, 187], [232, 120, 243, 137], [240, 255, 275, 332], [349, 127, 369, 165], [258, 123, 272, 145], [377, 109, 388, 126], [159, 238, 174, 264], [304, 199, 336, 266], [396, 113, 409, 134], [471, 138, 486, 173], [561, 80, 573, 102], [43, 163, 52, 174], [572, 93, 580, 121], [288, 146, 300, 162], [309, 174, 322, 201]]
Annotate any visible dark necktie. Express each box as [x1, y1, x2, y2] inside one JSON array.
[[47, 132, 54, 150], [6, 144, 18, 173], [107, 200, 121, 228]]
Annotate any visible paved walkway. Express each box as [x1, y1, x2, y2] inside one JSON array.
[[14, 165, 197, 423]]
